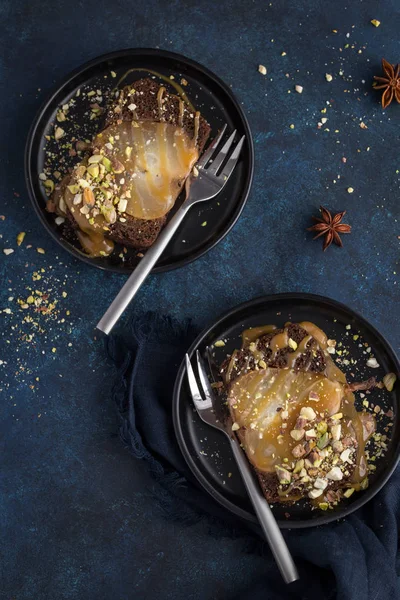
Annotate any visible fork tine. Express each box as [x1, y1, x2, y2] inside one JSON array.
[[196, 350, 214, 404], [206, 130, 237, 175], [196, 123, 227, 169], [220, 135, 245, 182], [185, 354, 203, 407]]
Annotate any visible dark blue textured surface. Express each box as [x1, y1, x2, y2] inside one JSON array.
[[0, 0, 399, 598]]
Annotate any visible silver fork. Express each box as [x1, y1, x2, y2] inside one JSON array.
[[185, 350, 299, 585], [97, 125, 244, 335]]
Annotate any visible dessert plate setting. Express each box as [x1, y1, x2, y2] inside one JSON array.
[[173, 293, 400, 529], [25, 48, 254, 273]]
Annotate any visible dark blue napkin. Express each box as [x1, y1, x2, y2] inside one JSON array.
[[107, 312, 400, 600]]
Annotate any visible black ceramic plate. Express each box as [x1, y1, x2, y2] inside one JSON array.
[[173, 293, 400, 529], [25, 48, 254, 273]]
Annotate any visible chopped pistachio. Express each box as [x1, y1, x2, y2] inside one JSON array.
[[214, 340, 225, 347], [88, 154, 103, 164], [275, 465, 291, 485], [308, 488, 323, 499], [100, 205, 117, 224], [290, 429, 305, 441], [78, 178, 90, 189], [331, 412, 343, 420], [16, 232, 26, 246], [366, 357, 380, 369], [102, 156, 112, 172], [330, 424, 342, 441], [258, 64, 267, 75], [67, 184, 80, 195], [314, 477, 328, 490], [44, 179, 54, 193], [87, 164, 100, 178], [118, 198, 128, 213], [54, 126, 65, 140], [300, 406, 316, 421], [383, 372, 397, 392], [326, 466, 343, 481], [293, 459, 304, 474], [370, 19, 380, 27], [111, 158, 125, 173], [317, 432, 329, 449]]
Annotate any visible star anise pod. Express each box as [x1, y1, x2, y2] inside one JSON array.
[[307, 206, 351, 251], [374, 58, 400, 109]]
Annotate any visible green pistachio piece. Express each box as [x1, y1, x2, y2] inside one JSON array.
[[87, 164, 99, 179], [317, 432, 329, 449], [101, 157, 112, 172], [43, 179, 54, 193], [88, 154, 103, 164]]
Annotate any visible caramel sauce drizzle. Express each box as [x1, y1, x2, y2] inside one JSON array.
[[157, 86, 166, 119], [242, 325, 277, 345], [52, 176, 114, 257], [193, 111, 200, 144], [228, 322, 375, 491], [61, 184, 114, 258], [178, 99, 184, 128]]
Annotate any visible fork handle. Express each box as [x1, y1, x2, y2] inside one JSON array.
[[230, 437, 299, 584], [96, 203, 190, 334]]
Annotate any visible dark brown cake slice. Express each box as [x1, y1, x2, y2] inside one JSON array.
[[220, 323, 375, 507], [49, 78, 211, 256]]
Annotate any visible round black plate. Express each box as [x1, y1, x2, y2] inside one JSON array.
[[173, 293, 400, 528], [24, 48, 253, 273]]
